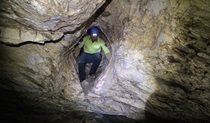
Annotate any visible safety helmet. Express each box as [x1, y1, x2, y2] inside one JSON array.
[[90, 27, 98, 37]]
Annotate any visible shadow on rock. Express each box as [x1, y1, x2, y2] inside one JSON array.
[[144, 78, 210, 123]]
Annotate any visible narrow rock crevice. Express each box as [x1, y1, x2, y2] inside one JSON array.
[[72, 26, 112, 95]]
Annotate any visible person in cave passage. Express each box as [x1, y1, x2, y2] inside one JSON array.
[[74, 27, 111, 83]]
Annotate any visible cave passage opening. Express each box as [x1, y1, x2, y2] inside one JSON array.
[[61, 0, 114, 95], [73, 26, 112, 94]]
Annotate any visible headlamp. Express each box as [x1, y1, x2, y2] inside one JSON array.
[[92, 33, 97, 36]]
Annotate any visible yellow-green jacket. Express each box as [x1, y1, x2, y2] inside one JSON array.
[[78, 35, 110, 54]]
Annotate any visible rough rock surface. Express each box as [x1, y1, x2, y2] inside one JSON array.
[[96, 0, 210, 122], [0, 0, 210, 123], [0, 0, 105, 44]]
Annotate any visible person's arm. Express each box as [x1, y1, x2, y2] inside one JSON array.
[[74, 37, 86, 57]]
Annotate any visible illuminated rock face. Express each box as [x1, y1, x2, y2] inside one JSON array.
[[0, 0, 105, 44], [0, 0, 210, 122]]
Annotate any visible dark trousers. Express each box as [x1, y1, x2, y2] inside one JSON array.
[[78, 52, 102, 82]]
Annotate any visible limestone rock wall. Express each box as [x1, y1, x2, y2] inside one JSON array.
[[94, 0, 210, 122], [0, 42, 85, 115], [0, 0, 105, 120], [0, 0, 105, 44]]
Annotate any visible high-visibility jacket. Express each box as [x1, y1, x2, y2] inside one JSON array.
[[78, 35, 110, 54]]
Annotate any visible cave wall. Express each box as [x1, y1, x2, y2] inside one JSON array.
[[0, 0, 106, 120], [0, 0, 210, 122], [0, 41, 86, 116], [96, 0, 210, 122], [0, 0, 105, 44]]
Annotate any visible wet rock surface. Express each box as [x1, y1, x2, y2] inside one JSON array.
[[0, 0, 210, 123]]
